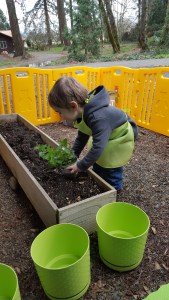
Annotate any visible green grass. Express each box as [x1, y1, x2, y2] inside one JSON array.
[[0, 61, 16, 67], [99, 42, 137, 57], [120, 43, 138, 53], [47, 46, 65, 53], [46, 58, 69, 66], [98, 43, 169, 62], [29, 46, 65, 53], [154, 53, 169, 58]]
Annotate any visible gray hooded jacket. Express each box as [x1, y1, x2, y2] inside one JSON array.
[[73, 86, 138, 171]]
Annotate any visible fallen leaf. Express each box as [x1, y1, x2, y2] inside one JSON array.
[[151, 227, 157, 234], [148, 255, 152, 262], [92, 280, 107, 294], [15, 267, 21, 274], [164, 248, 168, 255], [143, 285, 151, 293], [76, 196, 81, 201], [154, 261, 161, 270], [30, 228, 39, 233], [162, 263, 169, 271], [159, 220, 164, 225], [2, 249, 7, 255]]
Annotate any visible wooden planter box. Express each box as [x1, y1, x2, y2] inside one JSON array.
[[0, 114, 116, 233]]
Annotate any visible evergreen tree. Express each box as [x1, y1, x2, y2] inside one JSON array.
[[147, 0, 167, 32], [0, 9, 10, 30], [67, 0, 101, 61], [160, 0, 169, 45]]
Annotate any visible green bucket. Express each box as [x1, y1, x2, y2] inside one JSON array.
[[144, 283, 169, 299], [30, 223, 90, 300], [0, 263, 21, 300], [96, 202, 150, 271]]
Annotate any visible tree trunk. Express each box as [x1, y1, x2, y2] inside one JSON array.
[[6, 0, 24, 57], [103, 0, 120, 51], [160, 0, 169, 44], [57, 0, 70, 46], [138, 0, 148, 50], [44, 0, 52, 47], [98, 0, 119, 53], [69, 0, 73, 30], [99, 9, 104, 47]]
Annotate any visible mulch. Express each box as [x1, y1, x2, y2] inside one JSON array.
[[0, 121, 168, 300]]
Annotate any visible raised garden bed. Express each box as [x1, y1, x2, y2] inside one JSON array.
[[0, 114, 116, 233]]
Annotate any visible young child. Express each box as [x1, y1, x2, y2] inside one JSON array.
[[48, 76, 138, 192]]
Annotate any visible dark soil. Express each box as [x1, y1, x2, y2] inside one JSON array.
[[0, 122, 169, 300], [0, 120, 104, 208]]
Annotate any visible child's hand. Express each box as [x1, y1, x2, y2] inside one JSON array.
[[66, 164, 80, 173]]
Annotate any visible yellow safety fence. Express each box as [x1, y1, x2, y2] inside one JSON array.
[[0, 66, 169, 137]]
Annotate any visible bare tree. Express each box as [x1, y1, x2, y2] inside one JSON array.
[[138, 0, 148, 50], [98, 0, 120, 53], [112, 0, 137, 40], [27, 0, 52, 48], [6, 0, 24, 56]]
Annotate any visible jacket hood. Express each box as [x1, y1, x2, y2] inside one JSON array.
[[84, 86, 109, 116]]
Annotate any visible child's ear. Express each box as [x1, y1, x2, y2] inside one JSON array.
[[71, 101, 78, 111]]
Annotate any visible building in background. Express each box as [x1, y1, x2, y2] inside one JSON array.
[[0, 30, 14, 53], [0, 30, 28, 54]]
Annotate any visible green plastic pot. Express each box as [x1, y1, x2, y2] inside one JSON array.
[[0, 263, 21, 300], [144, 283, 169, 300], [30, 223, 90, 300], [96, 202, 150, 271]]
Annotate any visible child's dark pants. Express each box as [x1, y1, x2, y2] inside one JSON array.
[[93, 163, 123, 191]]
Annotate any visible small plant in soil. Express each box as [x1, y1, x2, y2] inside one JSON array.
[[0, 120, 104, 207], [35, 138, 77, 169]]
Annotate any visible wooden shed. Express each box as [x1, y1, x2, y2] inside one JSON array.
[[0, 30, 14, 54]]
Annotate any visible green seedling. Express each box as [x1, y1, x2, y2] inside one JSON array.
[[35, 138, 76, 169]]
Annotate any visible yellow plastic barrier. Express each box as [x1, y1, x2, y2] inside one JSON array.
[[100, 66, 169, 136], [0, 68, 60, 125], [0, 66, 169, 136]]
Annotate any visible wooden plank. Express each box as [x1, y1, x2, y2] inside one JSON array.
[[0, 113, 17, 123], [59, 190, 116, 234], [0, 135, 57, 227]]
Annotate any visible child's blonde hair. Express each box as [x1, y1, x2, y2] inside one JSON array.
[[48, 76, 88, 109]]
